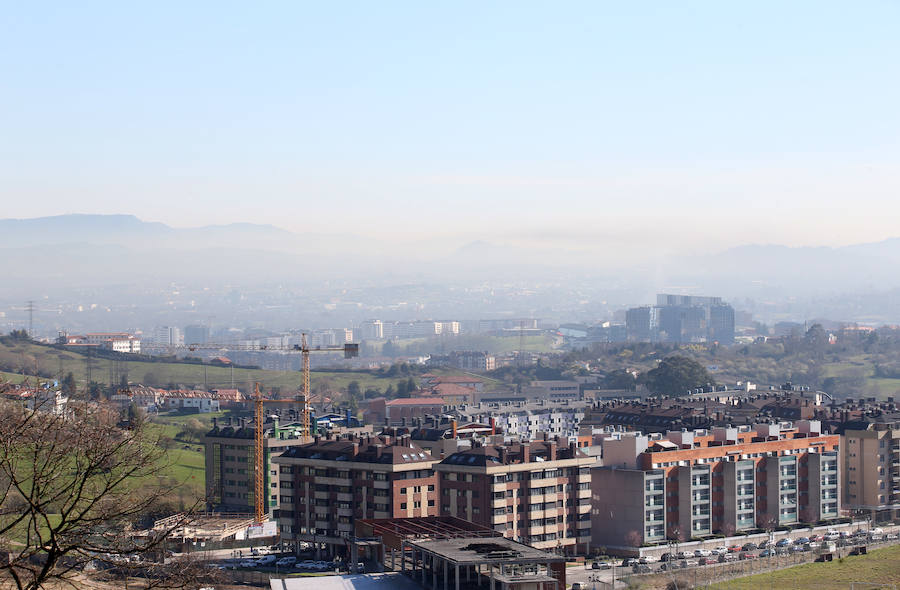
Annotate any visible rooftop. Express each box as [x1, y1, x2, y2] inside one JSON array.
[[408, 537, 565, 566]]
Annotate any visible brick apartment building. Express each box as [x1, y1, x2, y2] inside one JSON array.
[[841, 419, 900, 520], [592, 420, 840, 549], [434, 437, 594, 554], [272, 432, 440, 554], [363, 397, 446, 426]]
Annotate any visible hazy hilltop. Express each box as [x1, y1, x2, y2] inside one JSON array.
[[3, 214, 900, 323]]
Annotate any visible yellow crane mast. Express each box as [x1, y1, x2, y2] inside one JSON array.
[[182, 334, 359, 523]]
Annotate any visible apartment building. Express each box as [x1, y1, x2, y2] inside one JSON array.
[[434, 438, 594, 554], [203, 417, 307, 514], [453, 400, 590, 441], [363, 397, 446, 426], [841, 419, 900, 520], [59, 332, 141, 353], [521, 380, 582, 402], [592, 420, 840, 548], [272, 433, 439, 554]]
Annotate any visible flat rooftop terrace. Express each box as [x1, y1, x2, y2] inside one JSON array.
[[407, 537, 565, 566]]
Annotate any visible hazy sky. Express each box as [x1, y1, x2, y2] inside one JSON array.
[[3, 2, 899, 251]]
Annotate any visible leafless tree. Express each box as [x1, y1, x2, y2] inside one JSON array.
[[0, 399, 202, 589]]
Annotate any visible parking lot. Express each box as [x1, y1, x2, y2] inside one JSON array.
[[567, 524, 900, 588]]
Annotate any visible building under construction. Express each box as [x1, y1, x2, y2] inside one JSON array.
[[355, 516, 567, 590], [203, 416, 311, 514]]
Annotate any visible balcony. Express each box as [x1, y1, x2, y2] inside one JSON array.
[[373, 480, 390, 490], [336, 492, 353, 502], [318, 476, 351, 487], [577, 489, 591, 499]]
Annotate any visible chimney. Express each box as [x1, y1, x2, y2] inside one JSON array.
[[548, 439, 557, 460], [522, 442, 530, 463], [452, 419, 458, 439], [352, 442, 359, 456], [499, 446, 507, 464], [490, 417, 496, 436], [375, 444, 384, 459]]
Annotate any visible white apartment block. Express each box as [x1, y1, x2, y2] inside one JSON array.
[[359, 320, 384, 340], [153, 326, 183, 346], [82, 332, 141, 353], [455, 401, 589, 440]]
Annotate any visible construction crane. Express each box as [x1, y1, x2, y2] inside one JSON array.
[[181, 334, 359, 523]]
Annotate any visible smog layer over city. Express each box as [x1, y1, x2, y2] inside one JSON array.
[[2, 3, 900, 590]]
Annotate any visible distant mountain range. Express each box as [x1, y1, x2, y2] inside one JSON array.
[[0, 214, 294, 249], [2, 214, 900, 301]]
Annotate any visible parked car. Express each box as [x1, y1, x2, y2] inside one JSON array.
[[239, 560, 257, 568], [738, 552, 755, 560], [639, 555, 658, 564], [741, 543, 757, 551], [621, 558, 636, 567], [775, 538, 792, 548], [808, 534, 821, 542], [675, 551, 688, 560], [887, 533, 899, 541], [694, 549, 711, 557], [296, 560, 318, 570], [759, 549, 773, 558], [728, 545, 742, 553], [795, 537, 810, 545], [256, 555, 276, 566], [659, 553, 672, 562], [711, 546, 728, 555], [275, 556, 297, 567]]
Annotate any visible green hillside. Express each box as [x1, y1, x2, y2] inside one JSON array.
[[0, 338, 474, 397]]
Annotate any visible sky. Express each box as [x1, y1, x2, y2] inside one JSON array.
[[2, 1, 899, 252]]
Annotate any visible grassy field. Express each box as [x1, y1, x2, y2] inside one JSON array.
[[0, 370, 30, 384], [821, 355, 900, 397], [0, 339, 463, 397], [706, 544, 900, 590]]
